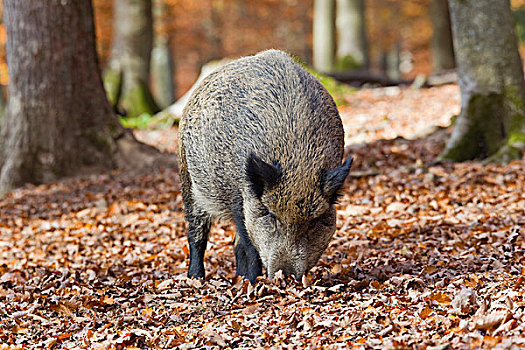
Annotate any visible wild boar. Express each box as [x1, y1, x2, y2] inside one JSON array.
[[178, 49, 352, 283]]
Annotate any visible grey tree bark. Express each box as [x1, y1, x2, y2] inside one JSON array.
[[441, 0, 525, 162], [430, 0, 455, 73], [313, 0, 335, 73], [335, 0, 368, 71], [150, 0, 175, 109], [103, 0, 159, 118], [0, 0, 175, 194], [203, 0, 224, 63], [0, 87, 5, 129]]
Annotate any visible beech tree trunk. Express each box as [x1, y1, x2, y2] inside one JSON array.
[[203, 0, 224, 63], [151, 0, 175, 109], [0, 87, 5, 128], [441, 0, 525, 162], [335, 0, 368, 71], [313, 0, 335, 73], [430, 0, 455, 73], [104, 0, 159, 118], [0, 0, 175, 194]]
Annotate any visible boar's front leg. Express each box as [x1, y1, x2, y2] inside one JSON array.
[[233, 214, 262, 283], [186, 207, 212, 279]]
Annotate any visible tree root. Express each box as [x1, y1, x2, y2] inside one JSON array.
[[114, 129, 177, 173], [482, 144, 523, 165]]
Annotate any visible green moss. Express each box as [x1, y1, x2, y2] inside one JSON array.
[[120, 81, 160, 119], [441, 86, 525, 163], [440, 93, 506, 161], [287, 56, 357, 106], [335, 55, 363, 71], [470, 93, 506, 157], [439, 121, 479, 161], [508, 130, 525, 145], [513, 8, 525, 43], [449, 114, 459, 126], [304, 66, 356, 106], [119, 113, 152, 129], [503, 85, 525, 153], [483, 144, 522, 164], [102, 69, 122, 108], [119, 110, 179, 130]]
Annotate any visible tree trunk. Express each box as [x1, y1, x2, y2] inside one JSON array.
[[441, 0, 525, 162], [430, 0, 455, 73], [386, 43, 401, 80], [203, 0, 224, 63], [103, 0, 159, 118], [0, 0, 175, 194], [0, 86, 6, 129], [335, 0, 368, 71], [313, 0, 335, 73], [151, 38, 175, 110], [150, 0, 175, 109]]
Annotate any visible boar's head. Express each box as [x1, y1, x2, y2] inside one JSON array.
[[242, 153, 353, 279]]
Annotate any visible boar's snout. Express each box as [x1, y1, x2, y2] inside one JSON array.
[[266, 248, 308, 280]]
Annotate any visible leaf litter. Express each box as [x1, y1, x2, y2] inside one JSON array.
[[0, 84, 524, 349]]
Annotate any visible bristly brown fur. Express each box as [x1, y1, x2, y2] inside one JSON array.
[[178, 50, 352, 282]]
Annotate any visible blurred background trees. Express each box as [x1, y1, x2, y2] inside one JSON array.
[[0, 0, 523, 96], [151, 0, 176, 109], [313, 0, 335, 73], [430, 0, 455, 73], [103, 0, 159, 118], [2, 0, 523, 98], [336, 0, 368, 71], [87, 0, 455, 96], [0, 0, 524, 193]]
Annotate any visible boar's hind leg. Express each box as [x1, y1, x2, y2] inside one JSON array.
[[234, 215, 263, 283], [185, 204, 212, 279]]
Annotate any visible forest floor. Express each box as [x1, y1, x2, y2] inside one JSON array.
[[0, 84, 524, 349]]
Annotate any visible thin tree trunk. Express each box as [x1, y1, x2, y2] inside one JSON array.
[[0, 86, 5, 129], [313, 0, 335, 73], [151, 0, 175, 109], [336, 0, 368, 71], [104, 0, 159, 118], [300, 2, 313, 65], [151, 38, 175, 109], [386, 43, 401, 80], [0, 0, 175, 194], [441, 0, 525, 162], [430, 0, 455, 73], [203, 0, 224, 62]]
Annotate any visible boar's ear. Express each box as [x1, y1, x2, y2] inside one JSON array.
[[322, 157, 353, 203], [246, 153, 281, 198]]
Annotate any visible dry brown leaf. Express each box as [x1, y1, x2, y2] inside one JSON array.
[[473, 311, 508, 330], [429, 292, 452, 305], [419, 307, 433, 319]]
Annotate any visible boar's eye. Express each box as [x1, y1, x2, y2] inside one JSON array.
[[264, 210, 277, 225], [267, 213, 278, 227], [257, 203, 270, 217], [257, 208, 278, 233], [258, 205, 277, 222]]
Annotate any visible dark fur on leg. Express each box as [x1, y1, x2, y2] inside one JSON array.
[[234, 215, 262, 283], [180, 147, 212, 279], [187, 211, 211, 278]]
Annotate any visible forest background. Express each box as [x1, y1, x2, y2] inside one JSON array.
[[0, 0, 525, 97]]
